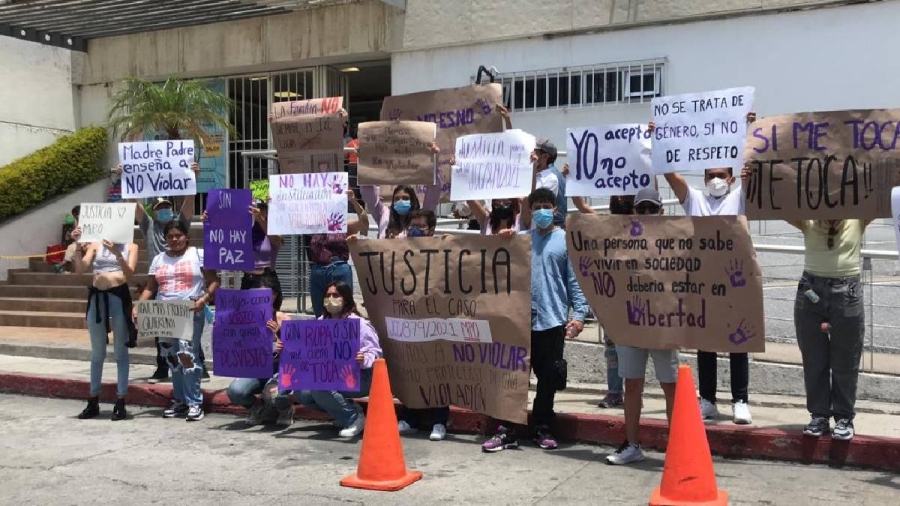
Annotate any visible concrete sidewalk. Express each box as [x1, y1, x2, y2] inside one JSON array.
[[2, 354, 900, 472]]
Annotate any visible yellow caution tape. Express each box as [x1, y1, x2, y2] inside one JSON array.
[[0, 252, 63, 260]]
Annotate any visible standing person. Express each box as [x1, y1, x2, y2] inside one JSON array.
[[136, 221, 219, 422], [295, 281, 383, 438], [73, 230, 139, 421], [466, 198, 522, 235], [225, 276, 294, 427], [124, 162, 205, 382], [521, 139, 567, 230], [306, 190, 369, 318], [482, 188, 588, 452], [57, 205, 82, 274], [605, 188, 679, 465], [394, 209, 452, 441]]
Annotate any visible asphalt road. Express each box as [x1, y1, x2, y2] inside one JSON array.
[[1, 394, 898, 505]]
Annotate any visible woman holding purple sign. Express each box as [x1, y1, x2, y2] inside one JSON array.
[[295, 281, 382, 438]]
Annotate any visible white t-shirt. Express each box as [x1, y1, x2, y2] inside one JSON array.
[[536, 168, 559, 197], [683, 186, 745, 217], [149, 247, 206, 301]]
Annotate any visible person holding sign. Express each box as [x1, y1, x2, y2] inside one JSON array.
[[520, 139, 567, 230], [71, 232, 139, 421], [136, 221, 219, 422], [653, 115, 755, 426], [482, 188, 588, 453], [295, 281, 383, 438]]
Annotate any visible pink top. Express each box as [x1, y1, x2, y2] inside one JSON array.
[[360, 185, 441, 239]]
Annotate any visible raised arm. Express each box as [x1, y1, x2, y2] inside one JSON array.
[[496, 104, 512, 130], [467, 200, 490, 228], [571, 197, 596, 214], [74, 240, 95, 276], [347, 190, 370, 236], [179, 163, 200, 220]]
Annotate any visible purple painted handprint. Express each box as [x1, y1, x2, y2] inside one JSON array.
[[578, 256, 592, 277], [389, 108, 402, 121], [475, 98, 492, 115], [626, 296, 646, 325], [327, 212, 346, 232], [727, 319, 757, 346], [328, 175, 346, 195], [628, 219, 643, 237], [280, 364, 297, 389], [725, 259, 746, 288]]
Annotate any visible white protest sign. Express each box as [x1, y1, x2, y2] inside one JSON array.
[[267, 172, 349, 235], [118, 140, 197, 198], [565, 124, 653, 196], [892, 187, 900, 264], [450, 130, 536, 201], [78, 203, 136, 244], [651, 87, 755, 174], [135, 301, 194, 340]]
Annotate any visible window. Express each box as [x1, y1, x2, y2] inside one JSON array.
[[485, 59, 665, 113]]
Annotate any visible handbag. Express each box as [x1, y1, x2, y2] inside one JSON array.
[[46, 245, 66, 264]]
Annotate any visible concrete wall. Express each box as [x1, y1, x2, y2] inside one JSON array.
[[391, 0, 900, 153], [0, 37, 77, 166], [0, 179, 109, 281], [399, 0, 852, 50]]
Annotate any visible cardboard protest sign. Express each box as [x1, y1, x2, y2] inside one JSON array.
[[744, 109, 900, 221], [565, 125, 653, 196], [135, 301, 195, 340], [380, 84, 504, 202], [349, 234, 532, 424], [267, 172, 348, 235], [651, 87, 754, 174], [204, 189, 254, 271], [271, 97, 345, 174], [212, 289, 274, 378], [357, 121, 437, 186], [450, 130, 536, 201], [566, 213, 765, 352], [279, 318, 361, 391], [77, 203, 135, 244], [118, 140, 197, 198]]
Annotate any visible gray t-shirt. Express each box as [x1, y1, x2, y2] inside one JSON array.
[[140, 213, 191, 259]]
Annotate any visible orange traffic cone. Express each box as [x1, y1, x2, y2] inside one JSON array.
[[650, 364, 728, 506], [340, 358, 423, 491]]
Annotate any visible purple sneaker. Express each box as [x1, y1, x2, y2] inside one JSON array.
[[481, 426, 519, 453], [534, 428, 558, 450]]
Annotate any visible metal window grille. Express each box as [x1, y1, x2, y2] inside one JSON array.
[[488, 59, 666, 113]]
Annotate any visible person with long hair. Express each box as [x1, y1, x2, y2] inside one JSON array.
[[72, 229, 139, 421], [295, 281, 382, 438], [135, 221, 219, 422], [466, 198, 522, 235]]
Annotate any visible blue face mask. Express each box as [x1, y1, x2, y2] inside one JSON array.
[[533, 209, 554, 229], [407, 227, 428, 237], [393, 200, 412, 216], [156, 209, 174, 223]]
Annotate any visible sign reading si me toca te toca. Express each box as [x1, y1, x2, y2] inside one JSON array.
[[744, 109, 900, 221], [118, 140, 197, 198], [349, 234, 532, 424], [565, 124, 653, 196], [566, 213, 765, 352]]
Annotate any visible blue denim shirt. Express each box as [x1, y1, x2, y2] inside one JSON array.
[[525, 227, 587, 331]]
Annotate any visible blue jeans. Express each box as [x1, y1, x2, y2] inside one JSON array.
[[227, 375, 293, 415], [160, 312, 204, 406], [87, 292, 130, 397], [605, 343, 623, 395], [308, 259, 353, 318], [296, 368, 373, 428]]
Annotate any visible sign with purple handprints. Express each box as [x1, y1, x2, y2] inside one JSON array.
[[565, 125, 653, 197], [279, 318, 361, 392], [212, 289, 274, 378], [204, 189, 254, 271], [450, 130, 536, 201], [567, 213, 765, 352], [267, 172, 349, 235]]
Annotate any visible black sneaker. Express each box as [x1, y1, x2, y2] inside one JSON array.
[[78, 397, 100, 419], [162, 400, 188, 418], [481, 426, 519, 453], [111, 399, 127, 421], [201, 366, 211, 382], [802, 416, 830, 437], [832, 419, 855, 441], [148, 366, 169, 384]]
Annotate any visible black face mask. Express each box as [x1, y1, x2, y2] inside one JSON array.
[[492, 204, 514, 221]]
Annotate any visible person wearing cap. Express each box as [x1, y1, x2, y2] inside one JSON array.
[[522, 139, 568, 230], [606, 188, 680, 465]]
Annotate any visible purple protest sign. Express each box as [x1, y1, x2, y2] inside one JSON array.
[[212, 288, 274, 378], [204, 189, 254, 271], [279, 318, 361, 392]]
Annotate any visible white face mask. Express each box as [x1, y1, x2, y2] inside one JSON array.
[[706, 177, 729, 198], [323, 298, 344, 315]]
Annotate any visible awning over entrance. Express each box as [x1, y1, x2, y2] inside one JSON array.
[[0, 0, 404, 52]]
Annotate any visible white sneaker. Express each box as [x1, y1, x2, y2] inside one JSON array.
[[732, 400, 752, 425], [606, 442, 645, 465], [398, 420, 416, 435], [700, 398, 719, 420], [338, 411, 365, 438], [429, 423, 447, 441]]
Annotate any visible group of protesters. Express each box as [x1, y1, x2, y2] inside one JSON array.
[[71, 104, 867, 467]]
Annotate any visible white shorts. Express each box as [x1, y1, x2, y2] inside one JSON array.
[[616, 345, 679, 384]]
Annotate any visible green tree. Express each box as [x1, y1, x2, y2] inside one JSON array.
[[107, 77, 236, 148]]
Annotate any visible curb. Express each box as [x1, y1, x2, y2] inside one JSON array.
[[2, 371, 899, 473]]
